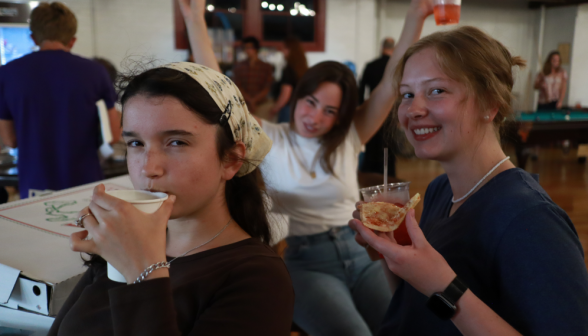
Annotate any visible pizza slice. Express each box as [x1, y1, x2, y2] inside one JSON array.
[[358, 193, 421, 232]]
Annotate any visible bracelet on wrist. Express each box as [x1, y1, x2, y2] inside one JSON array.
[[134, 261, 170, 284]]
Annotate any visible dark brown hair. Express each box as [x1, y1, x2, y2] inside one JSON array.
[[84, 68, 271, 266], [393, 26, 526, 132], [289, 61, 358, 175], [284, 36, 308, 81], [542, 51, 562, 76], [30, 2, 77, 45]]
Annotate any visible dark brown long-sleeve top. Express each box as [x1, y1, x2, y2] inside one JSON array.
[[48, 238, 294, 336]]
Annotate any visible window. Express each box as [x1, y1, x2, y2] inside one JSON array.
[[174, 0, 325, 52]]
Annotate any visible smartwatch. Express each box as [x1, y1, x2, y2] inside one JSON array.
[[426, 276, 468, 320]]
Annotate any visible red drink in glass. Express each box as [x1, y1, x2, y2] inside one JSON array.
[[359, 182, 412, 246], [434, 4, 461, 25], [392, 203, 412, 245]]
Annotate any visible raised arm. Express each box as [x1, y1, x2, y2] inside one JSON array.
[[354, 0, 434, 144], [178, 0, 220, 72]]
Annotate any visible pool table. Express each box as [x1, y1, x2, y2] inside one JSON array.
[[503, 109, 588, 169]]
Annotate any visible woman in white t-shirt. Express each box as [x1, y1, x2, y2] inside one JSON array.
[[180, 0, 434, 334]]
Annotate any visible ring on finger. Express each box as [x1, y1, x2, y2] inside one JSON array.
[[75, 213, 92, 228]]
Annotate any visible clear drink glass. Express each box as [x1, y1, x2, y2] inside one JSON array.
[[434, 0, 461, 26], [359, 182, 412, 246]]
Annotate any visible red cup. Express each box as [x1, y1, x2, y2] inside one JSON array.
[[434, 0, 461, 26], [359, 182, 412, 246]]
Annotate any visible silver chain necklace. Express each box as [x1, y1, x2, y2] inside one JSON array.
[[134, 219, 232, 284], [168, 218, 232, 263], [452, 156, 510, 203]]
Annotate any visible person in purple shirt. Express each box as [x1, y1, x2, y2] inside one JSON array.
[[0, 2, 121, 198]]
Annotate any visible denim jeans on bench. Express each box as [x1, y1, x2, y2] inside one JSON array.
[[284, 226, 392, 336]]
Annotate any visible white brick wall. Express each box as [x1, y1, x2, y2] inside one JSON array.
[[306, 0, 378, 78], [569, 4, 588, 106], [66, 0, 188, 70], [60, 0, 583, 110]]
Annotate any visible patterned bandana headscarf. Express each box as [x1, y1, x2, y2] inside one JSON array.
[[161, 62, 272, 177]]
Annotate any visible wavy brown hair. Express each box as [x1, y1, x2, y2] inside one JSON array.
[[542, 51, 562, 76], [284, 36, 308, 81], [289, 61, 358, 175], [393, 26, 526, 133]]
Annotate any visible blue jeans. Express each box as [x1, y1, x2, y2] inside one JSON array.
[[285, 226, 392, 336]]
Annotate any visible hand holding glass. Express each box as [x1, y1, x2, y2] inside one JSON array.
[[359, 182, 413, 246]]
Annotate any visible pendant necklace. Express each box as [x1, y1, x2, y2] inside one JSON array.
[[289, 129, 321, 179], [309, 152, 320, 179]]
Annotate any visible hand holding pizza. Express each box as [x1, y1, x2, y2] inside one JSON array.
[[348, 208, 456, 297]]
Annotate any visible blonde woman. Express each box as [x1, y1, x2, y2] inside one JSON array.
[[350, 27, 588, 335]]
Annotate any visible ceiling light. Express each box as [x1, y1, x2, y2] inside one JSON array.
[[29, 1, 39, 9], [269, 4, 276, 10], [290, 9, 298, 16], [207, 4, 214, 11], [261, 1, 269, 8], [277, 4, 284, 11]]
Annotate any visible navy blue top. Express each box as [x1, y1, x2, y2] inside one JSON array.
[[0, 50, 116, 198], [378, 168, 588, 335]]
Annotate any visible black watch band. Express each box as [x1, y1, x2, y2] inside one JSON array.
[[426, 276, 468, 320], [443, 276, 468, 303]]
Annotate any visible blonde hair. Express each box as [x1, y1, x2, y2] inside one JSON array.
[[393, 26, 526, 130], [30, 2, 77, 45]]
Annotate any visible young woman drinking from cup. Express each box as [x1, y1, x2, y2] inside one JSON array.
[[180, 0, 434, 334], [48, 62, 295, 335], [349, 26, 588, 335]]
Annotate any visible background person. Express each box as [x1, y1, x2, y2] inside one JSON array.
[[270, 36, 308, 123], [534, 50, 567, 110], [49, 62, 295, 335], [232, 36, 274, 115], [0, 2, 121, 199], [350, 26, 588, 336], [358, 37, 398, 180], [181, 0, 434, 334]]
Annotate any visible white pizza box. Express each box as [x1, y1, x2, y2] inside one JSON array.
[[0, 305, 54, 335], [0, 175, 134, 317]]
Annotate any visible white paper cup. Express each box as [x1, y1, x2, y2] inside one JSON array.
[[104, 189, 169, 283]]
